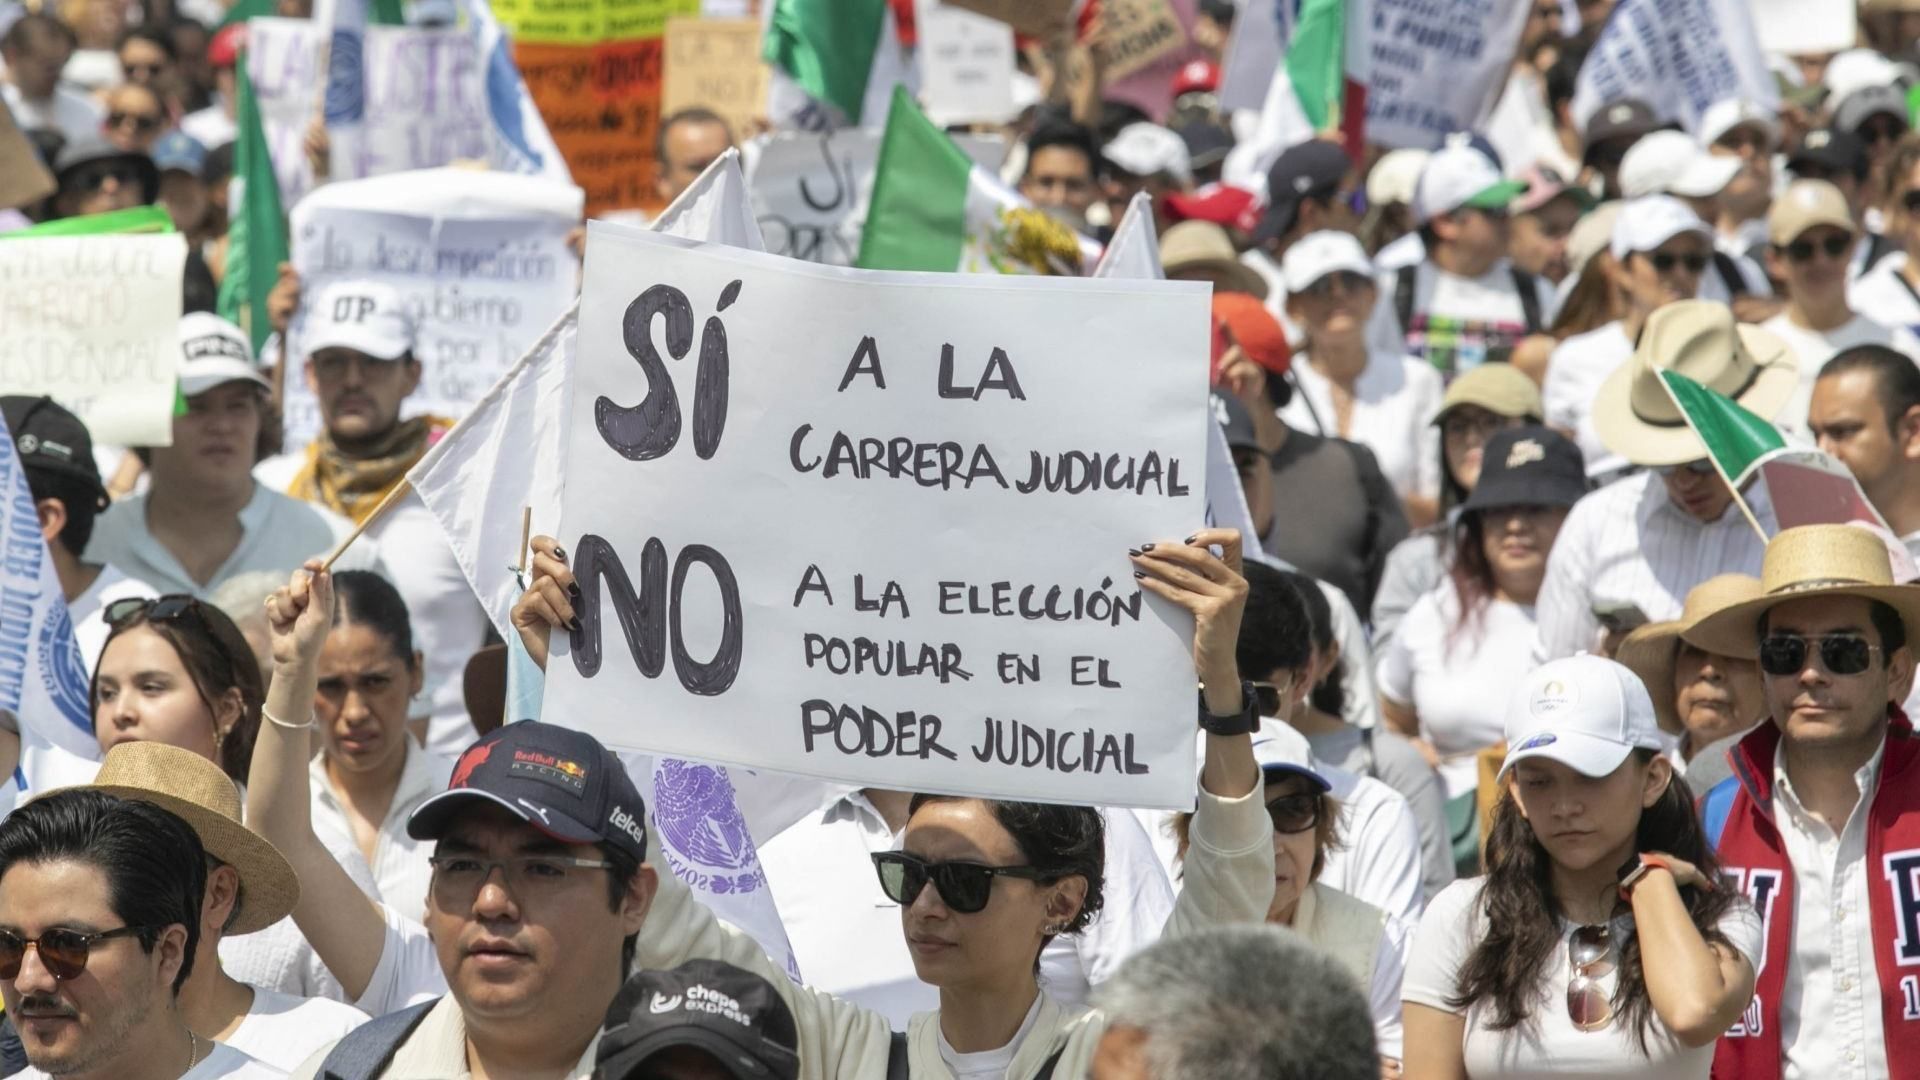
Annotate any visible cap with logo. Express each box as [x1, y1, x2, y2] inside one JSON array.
[[305, 280, 416, 362], [1499, 655, 1666, 781], [1698, 98, 1780, 152], [1171, 58, 1219, 99], [1787, 128, 1869, 181], [407, 721, 650, 863], [1609, 194, 1711, 261], [1460, 426, 1587, 514], [1768, 179, 1856, 246], [1582, 98, 1664, 161], [595, 959, 800, 1080], [0, 396, 109, 510], [1619, 130, 1741, 199], [1251, 140, 1351, 244], [1280, 229, 1373, 295], [179, 312, 271, 397], [1102, 122, 1192, 185], [1834, 84, 1910, 138], [1412, 137, 1527, 224]]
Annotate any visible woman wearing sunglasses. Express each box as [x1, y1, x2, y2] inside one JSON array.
[[92, 594, 262, 785], [1277, 230, 1446, 529], [1542, 195, 1713, 481], [1402, 655, 1759, 1080]]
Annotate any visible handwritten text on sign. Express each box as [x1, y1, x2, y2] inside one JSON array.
[[549, 226, 1212, 808], [1364, 0, 1530, 149]]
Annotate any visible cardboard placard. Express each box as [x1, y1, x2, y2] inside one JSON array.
[[662, 17, 769, 144], [915, 0, 1018, 125], [944, 0, 1075, 38]]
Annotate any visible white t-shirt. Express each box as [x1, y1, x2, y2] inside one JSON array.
[[0, 731, 98, 820], [1760, 311, 1920, 442], [1542, 322, 1633, 479], [1404, 878, 1762, 1080], [939, 994, 1042, 1079], [180, 103, 238, 150], [1281, 352, 1444, 502], [1, 81, 102, 143], [225, 987, 369, 1072], [1384, 261, 1559, 378], [17, 1041, 286, 1079], [1849, 260, 1920, 339], [352, 901, 447, 1019], [1378, 586, 1538, 798], [68, 563, 162, 674]]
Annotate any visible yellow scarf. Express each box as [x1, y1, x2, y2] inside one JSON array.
[[288, 415, 454, 524]]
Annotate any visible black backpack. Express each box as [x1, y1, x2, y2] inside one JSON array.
[[1393, 262, 1544, 357], [317, 999, 438, 1080]]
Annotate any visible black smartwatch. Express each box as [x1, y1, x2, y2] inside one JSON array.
[[1198, 681, 1260, 736]]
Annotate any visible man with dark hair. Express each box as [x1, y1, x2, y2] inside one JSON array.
[[0, 788, 282, 1078], [1810, 344, 1920, 559], [654, 107, 733, 206], [1, 14, 101, 144], [1019, 120, 1099, 232], [0, 396, 161, 669]]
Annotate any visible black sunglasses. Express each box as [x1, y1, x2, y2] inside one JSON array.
[[70, 162, 141, 193], [106, 594, 204, 628], [1648, 252, 1709, 274], [1758, 633, 1881, 676], [0, 926, 151, 981], [108, 111, 161, 133], [1300, 270, 1372, 298], [1903, 190, 1920, 216], [1780, 234, 1851, 263], [1266, 792, 1321, 834], [870, 852, 1048, 914]]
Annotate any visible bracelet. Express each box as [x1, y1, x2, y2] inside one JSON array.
[[263, 708, 315, 731]]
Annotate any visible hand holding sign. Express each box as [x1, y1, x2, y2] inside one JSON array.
[[1132, 527, 1244, 716]]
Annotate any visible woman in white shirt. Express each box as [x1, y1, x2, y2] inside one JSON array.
[[1402, 655, 1758, 1080], [1379, 427, 1586, 803], [1278, 230, 1445, 527]]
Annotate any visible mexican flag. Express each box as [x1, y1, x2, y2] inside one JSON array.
[[762, 0, 908, 129], [857, 87, 1098, 275], [216, 53, 288, 355], [1284, 0, 1371, 161], [1658, 370, 1784, 484]]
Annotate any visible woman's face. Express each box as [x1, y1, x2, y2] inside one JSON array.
[[1477, 504, 1569, 583], [1509, 754, 1668, 873], [93, 625, 229, 763], [1264, 777, 1320, 924], [1287, 271, 1377, 342], [1442, 406, 1519, 491], [1672, 643, 1765, 748], [316, 622, 422, 778], [897, 800, 1083, 991]]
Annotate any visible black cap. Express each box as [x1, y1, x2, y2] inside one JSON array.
[[1212, 391, 1260, 453], [0, 397, 109, 510], [1178, 120, 1234, 172], [1583, 99, 1662, 161], [1461, 427, 1588, 514], [408, 721, 648, 863], [1789, 128, 1869, 181], [1251, 140, 1349, 245], [595, 960, 800, 1080], [52, 134, 159, 205]]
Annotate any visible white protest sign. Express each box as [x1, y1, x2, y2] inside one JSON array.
[[0, 233, 186, 447], [549, 224, 1212, 808], [1365, 0, 1531, 150], [747, 129, 1006, 266], [284, 168, 582, 448], [915, 0, 1018, 126], [1754, 0, 1855, 58], [247, 18, 324, 208], [331, 26, 491, 178], [1571, 0, 1777, 137], [1218, 0, 1282, 113]]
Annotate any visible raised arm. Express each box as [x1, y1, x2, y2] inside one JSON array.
[[1629, 854, 1756, 1047], [248, 561, 390, 1001]]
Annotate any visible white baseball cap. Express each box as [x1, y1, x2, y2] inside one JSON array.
[[1365, 148, 1429, 208], [1698, 98, 1780, 152], [1619, 130, 1741, 199], [1249, 722, 1331, 792], [1609, 194, 1711, 261], [1499, 655, 1667, 780], [1102, 122, 1192, 186], [305, 281, 415, 361], [1280, 230, 1373, 295], [1412, 138, 1527, 224], [178, 312, 269, 397]]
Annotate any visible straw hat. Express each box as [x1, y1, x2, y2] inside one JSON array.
[[1592, 301, 1797, 467], [1687, 525, 1920, 659], [81, 742, 299, 934], [1615, 574, 1764, 733], [1160, 221, 1270, 299]]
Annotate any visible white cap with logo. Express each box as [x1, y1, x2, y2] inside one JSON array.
[[178, 312, 270, 397], [1619, 130, 1741, 200], [1609, 194, 1711, 261], [1281, 230, 1373, 295], [305, 281, 415, 361], [1499, 655, 1667, 780]]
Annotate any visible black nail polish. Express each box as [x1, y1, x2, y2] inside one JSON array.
[[568, 583, 581, 600], [552, 545, 568, 562], [1132, 570, 1145, 579], [1183, 534, 1198, 545], [568, 617, 582, 632], [1141, 542, 1156, 552], [1127, 547, 1142, 557]]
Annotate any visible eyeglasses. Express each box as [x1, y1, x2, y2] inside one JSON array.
[[870, 852, 1048, 914], [427, 854, 614, 903], [69, 162, 141, 193], [1266, 792, 1321, 834], [108, 111, 161, 133], [1780, 234, 1852, 263], [1299, 270, 1372, 298], [1442, 411, 1508, 441], [0, 926, 151, 981], [122, 61, 164, 78], [1757, 633, 1881, 677], [1250, 680, 1290, 717], [1647, 251, 1709, 274], [1862, 119, 1907, 145], [1566, 924, 1616, 1031], [106, 594, 205, 628], [1654, 459, 1715, 477]]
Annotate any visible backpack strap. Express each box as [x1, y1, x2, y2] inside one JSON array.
[[1394, 263, 1418, 343], [1712, 250, 1748, 299], [1702, 775, 1739, 852], [1863, 231, 1895, 274], [1509, 266, 1542, 335], [319, 999, 440, 1080], [886, 1031, 910, 1080], [1034, 1045, 1069, 1080]]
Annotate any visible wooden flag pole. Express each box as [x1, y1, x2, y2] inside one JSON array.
[[320, 479, 413, 571]]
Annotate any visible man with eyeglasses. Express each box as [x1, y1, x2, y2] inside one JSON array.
[[1, 14, 103, 146], [1786, 129, 1894, 281], [1687, 524, 1920, 1080], [0, 788, 283, 1078], [1762, 180, 1920, 443]]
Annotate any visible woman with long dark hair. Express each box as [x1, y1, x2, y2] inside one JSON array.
[[1402, 655, 1759, 1079], [92, 593, 262, 784]]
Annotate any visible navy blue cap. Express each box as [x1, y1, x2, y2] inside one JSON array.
[[408, 721, 648, 862]]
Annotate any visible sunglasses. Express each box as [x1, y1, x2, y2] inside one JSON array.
[[1654, 459, 1715, 477], [1266, 792, 1321, 834], [106, 594, 205, 628], [1647, 251, 1709, 274], [1442, 411, 1509, 440], [1300, 270, 1371, 298], [1779, 234, 1851, 263], [108, 111, 161, 133], [870, 852, 1048, 914], [69, 163, 141, 193], [1757, 633, 1881, 676], [1903, 190, 1920, 216], [1863, 119, 1907, 145], [1566, 924, 1616, 1031], [1250, 679, 1289, 717], [123, 61, 164, 78], [0, 926, 150, 981]]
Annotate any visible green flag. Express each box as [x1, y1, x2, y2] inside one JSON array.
[[763, 0, 887, 124], [216, 53, 288, 355], [1658, 369, 1787, 484], [2, 206, 174, 238]]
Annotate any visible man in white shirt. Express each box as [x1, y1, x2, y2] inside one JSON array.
[[87, 314, 385, 598], [0, 396, 160, 670], [1535, 301, 1797, 660], [1387, 136, 1558, 379], [0, 14, 102, 145], [1808, 345, 1920, 564], [1763, 179, 1920, 442]]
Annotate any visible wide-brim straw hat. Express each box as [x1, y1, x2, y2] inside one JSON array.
[[1615, 574, 1765, 733], [1160, 221, 1270, 300], [1593, 300, 1798, 467], [76, 742, 299, 934], [1688, 524, 1920, 659]]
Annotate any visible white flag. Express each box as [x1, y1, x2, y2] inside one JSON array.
[[461, 0, 572, 181]]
